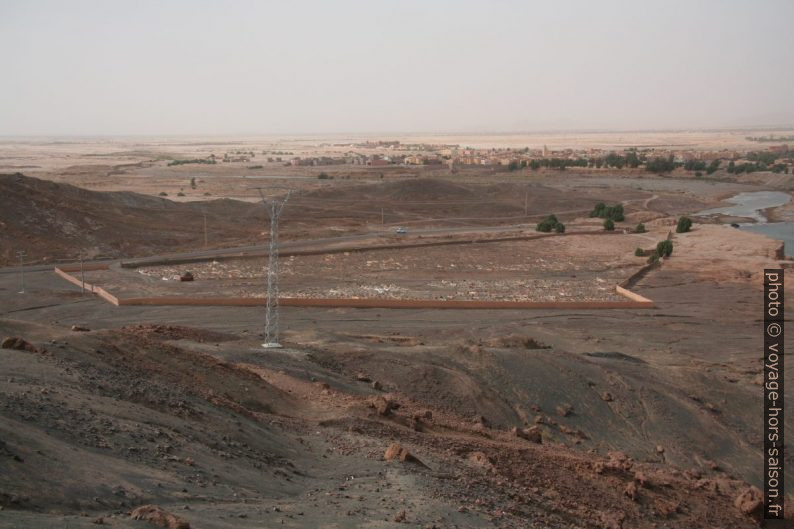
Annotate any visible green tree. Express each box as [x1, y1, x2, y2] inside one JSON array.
[[536, 214, 563, 233], [656, 239, 673, 257], [634, 247, 644, 257], [635, 223, 646, 233], [590, 203, 606, 218], [603, 218, 615, 231], [676, 216, 692, 233]]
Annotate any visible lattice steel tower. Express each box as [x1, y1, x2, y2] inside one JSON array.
[[259, 190, 291, 348]]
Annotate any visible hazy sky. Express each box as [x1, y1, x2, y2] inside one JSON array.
[[2, 0, 793, 135]]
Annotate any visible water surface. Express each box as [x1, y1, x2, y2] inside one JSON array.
[[696, 191, 790, 222], [696, 191, 793, 256]]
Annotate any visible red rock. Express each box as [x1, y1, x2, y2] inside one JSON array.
[[369, 396, 394, 416], [524, 426, 542, 443], [556, 404, 573, 417], [1, 337, 38, 353], [653, 498, 679, 517], [384, 443, 423, 465], [624, 481, 638, 501], [468, 451, 493, 468], [512, 426, 542, 443], [130, 504, 191, 529], [734, 486, 763, 515], [606, 451, 633, 472]]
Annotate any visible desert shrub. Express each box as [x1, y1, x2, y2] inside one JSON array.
[[248, 165, 264, 170], [634, 247, 644, 257], [635, 223, 646, 233], [656, 239, 673, 257], [676, 216, 692, 233], [190, 177, 196, 189], [158, 191, 168, 196], [647, 252, 660, 264], [603, 218, 615, 231], [177, 192, 185, 197], [554, 222, 566, 233], [318, 172, 330, 179]]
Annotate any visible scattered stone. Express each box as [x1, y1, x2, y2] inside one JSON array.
[[130, 504, 191, 529], [92, 517, 104, 525], [624, 481, 638, 501], [534, 414, 557, 426], [653, 498, 680, 518], [524, 425, 543, 443], [600, 391, 613, 402], [559, 425, 588, 439], [511, 426, 542, 443], [369, 396, 394, 416], [734, 486, 763, 515], [394, 510, 406, 522], [1, 337, 38, 353], [384, 443, 423, 466], [355, 373, 372, 382], [71, 325, 90, 332], [656, 445, 665, 454], [595, 451, 633, 474], [371, 380, 382, 391], [556, 404, 573, 417], [467, 451, 493, 468], [179, 272, 194, 282]]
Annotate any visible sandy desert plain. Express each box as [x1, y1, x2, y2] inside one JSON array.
[[0, 130, 793, 528]]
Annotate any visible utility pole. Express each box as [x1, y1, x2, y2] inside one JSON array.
[[16, 250, 26, 294], [80, 252, 85, 295], [203, 212, 208, 249], [257, 189, 291, 349], [381, 207, 384, 225]]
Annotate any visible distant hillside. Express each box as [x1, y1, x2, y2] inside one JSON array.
[[0, 173, 263, 265]]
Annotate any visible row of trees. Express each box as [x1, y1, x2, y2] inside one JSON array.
[[506, 150, 789, 175], [590, 203, 625, 222]]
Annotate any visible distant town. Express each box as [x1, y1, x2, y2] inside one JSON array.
[[183, 139, 794, 176]]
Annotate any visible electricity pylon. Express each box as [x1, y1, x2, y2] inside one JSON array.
[[258, 189, 291, 348]]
